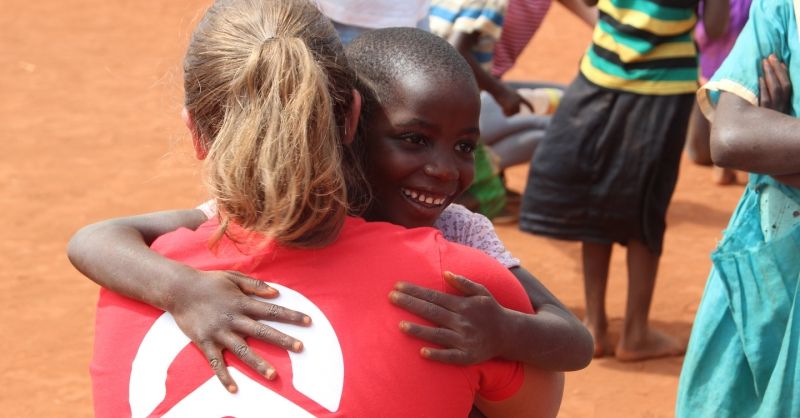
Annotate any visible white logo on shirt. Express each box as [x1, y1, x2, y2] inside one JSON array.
[[128, 283, 344, 417]]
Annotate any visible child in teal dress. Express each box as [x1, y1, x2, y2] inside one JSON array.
[[677, 1, 800, 416]]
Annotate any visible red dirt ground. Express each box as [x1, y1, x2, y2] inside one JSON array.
[[1, 1, 744, 416]]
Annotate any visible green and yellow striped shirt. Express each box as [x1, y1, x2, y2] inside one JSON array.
[[580, 0, 700, 95]]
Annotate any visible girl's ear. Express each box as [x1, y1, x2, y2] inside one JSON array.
[[343, 89, 362, 145], [182, 107, 207, 160]]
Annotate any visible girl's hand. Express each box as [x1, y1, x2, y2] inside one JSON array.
[[388, 271, 512, 365], [168, 270, 311, 393], [759, 54, 792, 113]]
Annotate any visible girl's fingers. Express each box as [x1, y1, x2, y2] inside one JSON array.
[[399, 321, 461, 347], [219, 332, 277, 381], [763, 57, 781, 102], [242, 298, 312, 326], [389, 291, 459, 328], [232, 317, 303, 353], [227, 271, 279, 298], [199, 341, 238, 393], [418, 347, 471, 365], [759, 76, 772, 108], [393, 281, 462, 311], [767, 58, 788, 106], [769, 55, 791, 90], [443, 271, 491, 297]]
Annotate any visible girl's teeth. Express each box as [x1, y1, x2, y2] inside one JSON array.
[[402, 188, 446, 206]]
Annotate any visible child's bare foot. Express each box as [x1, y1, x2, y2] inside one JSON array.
[[615, 328, 684, 362], [712, 166, 738, 185], [584, 320, 614, 358]]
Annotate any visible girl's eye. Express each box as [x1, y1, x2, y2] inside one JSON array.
[[455, 141, 477, 154], [398, 133, 426, 146]]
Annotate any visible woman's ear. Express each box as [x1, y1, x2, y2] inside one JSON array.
[[343, 89, 362, 145], [182, 107, 207, 160]]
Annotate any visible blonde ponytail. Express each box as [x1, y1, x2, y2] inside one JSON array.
[[183, 0, 365, 248]]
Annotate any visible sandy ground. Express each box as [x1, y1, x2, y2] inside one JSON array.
[[1, 1, 745, 416]]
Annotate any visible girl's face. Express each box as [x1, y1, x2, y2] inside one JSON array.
[[363, 74, 480, 228]]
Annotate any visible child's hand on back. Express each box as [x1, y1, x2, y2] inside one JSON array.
[[759, 54, 792, 113], [169, 270, 311, 393], [388, 272, 513, 365]]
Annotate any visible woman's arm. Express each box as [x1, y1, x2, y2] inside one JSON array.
[[476, 364, 564, 418], [702, 0, 730, 40], [390, 269, 593, 371], [68, 209, 310, 392]]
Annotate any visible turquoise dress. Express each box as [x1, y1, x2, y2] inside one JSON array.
[[676, 1, 800, 417]]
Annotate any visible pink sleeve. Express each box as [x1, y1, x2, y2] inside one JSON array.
[[436, 235, 532, 400]]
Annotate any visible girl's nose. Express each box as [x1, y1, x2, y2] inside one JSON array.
[[423, 161, 459, 181]]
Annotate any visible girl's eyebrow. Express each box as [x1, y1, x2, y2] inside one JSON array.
[[395, 118, 480, 135], [394, 118, 434, 129]]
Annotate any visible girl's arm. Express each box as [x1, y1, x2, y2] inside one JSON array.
[[390, 269, 594, 371], [702, 0, 730, 40], [68, 209, 311, 392], [712, 55, 800, 175]]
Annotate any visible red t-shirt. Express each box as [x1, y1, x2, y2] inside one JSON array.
[[91, 217, 533, 417]]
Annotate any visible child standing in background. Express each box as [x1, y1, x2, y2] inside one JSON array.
[[685, 0, 753, 185], [519, 0, 729, 360], [677, 0, 800, 416]]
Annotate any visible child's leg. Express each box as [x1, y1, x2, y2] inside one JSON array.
[[582, 241, 614, 357], [616, 239, 684, 361], [490, 128, 544, 171]]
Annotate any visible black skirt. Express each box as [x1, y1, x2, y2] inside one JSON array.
[[519, 74, 694, 255]]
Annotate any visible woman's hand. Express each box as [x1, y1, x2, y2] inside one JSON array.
[[168, 269, 311, 393], [759, 54, 792, 113], [388, 271, 512, 365]]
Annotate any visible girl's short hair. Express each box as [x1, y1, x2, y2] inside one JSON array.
[[183, 0, 366, 248], [345, 27, 477, 123]]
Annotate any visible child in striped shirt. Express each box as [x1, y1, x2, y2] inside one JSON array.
[[520, 0, 729, 361]]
